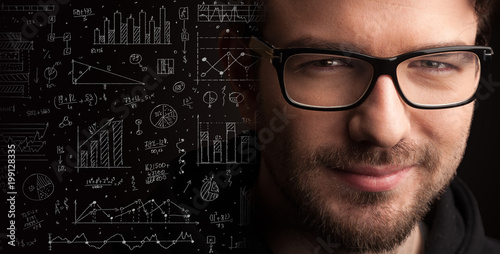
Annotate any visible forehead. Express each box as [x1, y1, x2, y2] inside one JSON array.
[[262, 0, 477, 57]]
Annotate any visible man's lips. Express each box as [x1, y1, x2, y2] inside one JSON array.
[[328, 165, 412, 192]]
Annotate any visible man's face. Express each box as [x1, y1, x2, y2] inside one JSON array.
[[254, 0, 477, 252]]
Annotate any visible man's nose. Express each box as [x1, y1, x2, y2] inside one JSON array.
[[348, 75, 411, 148]]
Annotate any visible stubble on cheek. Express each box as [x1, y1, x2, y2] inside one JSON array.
[[256, 109, 469, 252]]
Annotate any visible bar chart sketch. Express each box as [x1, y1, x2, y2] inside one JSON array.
[[0, 32, 34, 98], [94, 7, 171, 45], [157, 58, 174, 75], [197, 115, 256, 165], [197, 3, 264, 23], [76, 119, 129, 170]]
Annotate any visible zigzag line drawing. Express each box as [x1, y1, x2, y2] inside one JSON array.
[[48, 231, 194, 251]]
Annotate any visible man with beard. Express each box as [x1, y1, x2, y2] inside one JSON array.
[[215, 0, 500, 253]]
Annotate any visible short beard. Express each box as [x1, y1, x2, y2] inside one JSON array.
[[258, 113, 461, 253]]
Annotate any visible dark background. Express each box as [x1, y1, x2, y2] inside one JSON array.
[[458, 3, 500, 241], [0, 1, 499, 253]]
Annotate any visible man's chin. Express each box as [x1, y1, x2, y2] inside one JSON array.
[[292, 171, 441, 253], [305, 198, 422, 253]]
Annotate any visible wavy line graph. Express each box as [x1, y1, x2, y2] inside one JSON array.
[[73, 199, 197, 225], [197, 4, 264, 23], [48, 231, 194, 251], [0, 122, 48, 161], [176, 138, 187, 174]]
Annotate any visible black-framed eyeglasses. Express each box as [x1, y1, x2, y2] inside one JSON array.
[[249, 36, 494, 111]]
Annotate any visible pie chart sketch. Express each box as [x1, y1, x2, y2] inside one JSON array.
[[44, 66, 58, 80], [150, 104, 178, 129], [200, 175, 219, 202], [22, 173, 55, 201], [203, 91, 218, 108]]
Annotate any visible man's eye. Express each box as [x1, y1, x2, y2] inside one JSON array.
[[421, 60, 447, 68], [287, 55, 358, 74], [312, 59, 348, 67], [410, 60, 455, 70]]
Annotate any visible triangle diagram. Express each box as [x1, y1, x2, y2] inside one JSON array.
[[209, 181, 219, 194], [72, 60, 144, 85]]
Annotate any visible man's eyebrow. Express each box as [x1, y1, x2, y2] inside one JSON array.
[[282, 37, 471, 55], [406, 41, 471, 52], [282, 37, 366, 53]]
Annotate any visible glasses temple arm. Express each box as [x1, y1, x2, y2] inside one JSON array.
[[249, 36, 279, 63]]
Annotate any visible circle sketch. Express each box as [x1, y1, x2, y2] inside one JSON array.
[[129, 53, 142, 65], [229, 92, 244, 107], [172, 81, 185, 93], [150, 104, 178, 129], [203, 91, 218, 108], [200, 175, 219, 202], [44, 66, 58, 80], [22, 173, 55, 201]]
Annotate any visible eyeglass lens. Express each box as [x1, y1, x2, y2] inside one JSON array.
[[283, 52, 480, 107]]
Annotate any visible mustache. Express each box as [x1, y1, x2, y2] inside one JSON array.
[[309, 140, 439, 170]]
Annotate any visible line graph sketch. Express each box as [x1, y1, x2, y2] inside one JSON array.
[[196, 33, 261, 84], [72, 60, 144, 85], [0, 122, 48, 161], [73, 198, 197, 225], [48, 231, 194, 251], [197, 3, 264, 23], [176, 138, 187, 174]]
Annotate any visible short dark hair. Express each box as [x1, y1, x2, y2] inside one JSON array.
[[230, 0, 497, 46], [475, 0, 496, 45]]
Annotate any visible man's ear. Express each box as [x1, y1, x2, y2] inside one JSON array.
[[218, 29, 259, 129]]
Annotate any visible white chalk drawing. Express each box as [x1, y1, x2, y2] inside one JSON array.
[[72, 60, 144, 85], [93, 7, 171, 45], [149, 104, 178, 129], [22, 173, 55, 201]]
